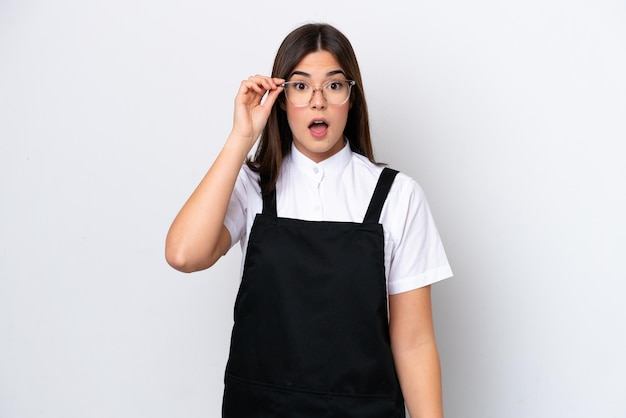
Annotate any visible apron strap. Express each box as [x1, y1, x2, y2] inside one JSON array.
[[260, 174, 277, 216], [363, 168, 399, 224]]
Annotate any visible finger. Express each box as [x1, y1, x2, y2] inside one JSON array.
[[241, 79, 265, 95], [261, 86, 284, 109], [247, 75, 284, 92]]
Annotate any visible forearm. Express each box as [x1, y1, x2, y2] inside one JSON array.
[[389, 286, 443, 418], [393, 341, 443, 418], [165, 134, 250, 272]]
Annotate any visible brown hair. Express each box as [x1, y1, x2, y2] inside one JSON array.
[[246, 23, 377, 195]]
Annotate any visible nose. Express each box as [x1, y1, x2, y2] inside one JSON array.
[[310, 87, 326, 108]]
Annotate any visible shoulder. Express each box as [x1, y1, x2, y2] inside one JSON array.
[[390, 171, 427, 205], [235, 164, 261, 194], [349, 153, 385, 190], [351, 152, 384, 176], [230, 164, 262, 213], [350, 153, 426, 204]]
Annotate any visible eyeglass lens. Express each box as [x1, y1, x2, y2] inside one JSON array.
[[283, 81, 354, 106]]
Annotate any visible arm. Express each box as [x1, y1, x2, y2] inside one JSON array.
[[165, 76, 284, 272], [389, 285, 444, 418]]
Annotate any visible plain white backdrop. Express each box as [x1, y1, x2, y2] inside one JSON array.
[[1, 0, 625, 417]]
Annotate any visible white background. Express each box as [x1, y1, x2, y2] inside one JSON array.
[[1, 0, 625, 417]]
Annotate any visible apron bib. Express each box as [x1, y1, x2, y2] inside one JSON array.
[[223, 168, 405, 417]]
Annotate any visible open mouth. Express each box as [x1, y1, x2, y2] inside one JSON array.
[[309, 120, 328, 136]]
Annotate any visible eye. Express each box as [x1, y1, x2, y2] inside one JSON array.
[[291, 81, 309, 91], [327, 81, 345, 91]]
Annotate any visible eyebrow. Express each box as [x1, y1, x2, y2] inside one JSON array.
[[289, 69, 346, 78]]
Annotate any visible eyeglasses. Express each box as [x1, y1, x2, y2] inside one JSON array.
[[280, 79, 356, 107]]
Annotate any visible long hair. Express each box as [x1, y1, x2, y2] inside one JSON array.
[[246, 23, 376, 195]]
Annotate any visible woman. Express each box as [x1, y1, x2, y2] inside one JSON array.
[[166, 22, 452, 417]]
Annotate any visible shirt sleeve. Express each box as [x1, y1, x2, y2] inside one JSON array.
[[384, 176, 453, 295], [223, 167, 249, 250]]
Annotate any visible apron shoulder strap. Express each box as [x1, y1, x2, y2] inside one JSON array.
[[260, 174, 277, 216], [363, 167, 399, 224]]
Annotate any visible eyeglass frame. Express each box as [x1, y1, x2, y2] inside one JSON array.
[[279, 79, 356, 107]]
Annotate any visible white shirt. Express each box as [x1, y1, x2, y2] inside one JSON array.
[[224, 142, 453, 295]]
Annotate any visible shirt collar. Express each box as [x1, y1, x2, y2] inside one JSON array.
[[288, 140, 352, 180]]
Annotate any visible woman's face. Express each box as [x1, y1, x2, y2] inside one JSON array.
[[284, 50, 351, 163]]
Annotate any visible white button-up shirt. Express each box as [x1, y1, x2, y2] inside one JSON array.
[[224, 142, 452, 294]]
